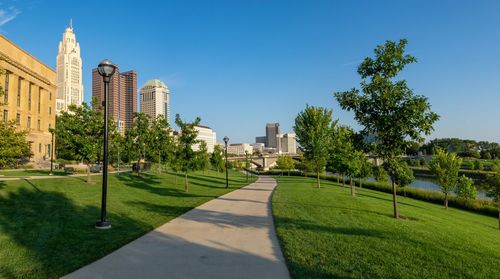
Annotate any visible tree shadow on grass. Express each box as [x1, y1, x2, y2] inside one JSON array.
[[0, 186, 152, 278], [356, 192, 427, 209]]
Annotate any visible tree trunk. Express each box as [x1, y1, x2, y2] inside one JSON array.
[[342, 174, 346, 187], [392, 180, 399, 219], [350, 177, 355, 196], [337, 176, 339, 184], [184, 172, 189, 192], [404, 187, 407, 197], [86, 164, 91, 183], [288, 170, 290, 176], [316, 171, 321, 188], [175, 171, 178, 185], [444, 192, 448, 209], [359, 178, 362, 188], [498, 208, 500, 230]]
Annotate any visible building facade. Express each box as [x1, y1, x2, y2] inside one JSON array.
[[139, 79, 170, 125], [0, 35, 56, 163], [266, 123, 280, 148], [255, 136, 266, 145], [192, 125, 216, 153], [56, 22, 83, 114], [92, 67, 137, 132], [280, 133, 297, 154], [227, 143, 253, 156]]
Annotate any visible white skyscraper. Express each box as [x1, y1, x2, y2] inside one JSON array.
[[56, 20, 83, 114], [140, 79, 170, 125]]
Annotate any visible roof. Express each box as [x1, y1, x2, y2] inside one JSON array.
[[143, 79, 167, 89]]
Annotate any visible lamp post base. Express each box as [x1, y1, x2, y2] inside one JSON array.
[[95, 220, 111, 229]]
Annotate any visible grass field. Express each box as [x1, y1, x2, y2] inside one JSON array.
[[272, 176, 500, 279], [0, 169, 255, 278], [0, 169, 68, 177]]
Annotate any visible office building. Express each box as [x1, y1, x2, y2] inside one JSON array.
[[0, 35, 56, 163], [192, 125, 216, 153], [255, 136, 266, 145], [280, 133, 297, 154], [56, 21, 83, 114], [266, 123, 280, 148], [139, 79, 170, 125], [92, 67, 137, 132], [251, 143, 265, 154], [227, 143, 253, 156]]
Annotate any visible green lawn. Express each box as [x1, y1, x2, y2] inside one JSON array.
[[0, 169, 255, 278], [272, 176, 500, 279], [0, 169, 67, 177]]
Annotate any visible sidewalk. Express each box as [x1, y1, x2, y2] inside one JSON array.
[[63, 176, 290, 279]]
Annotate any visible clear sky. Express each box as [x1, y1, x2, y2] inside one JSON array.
[[1, 0, 499, 144]]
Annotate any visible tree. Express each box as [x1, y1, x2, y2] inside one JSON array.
[[56, 103, 104, 183], [276, 155, 296, 176], [196, 141, 211, 174], [174, 114, 201, 192], [126, 113, 151, 176], [0, 121, 32, 168], [429, 149, 462, 209], [373, 165, 388, 183], [335, 39, 439, 218], [148, 115, 173, 174], [211, 145, 225, 175], [384, 159, 414, 197], [294, 105, 333, 188], [473, 160, 483, 172], [456, 175, 476, 201], [485, 173, 500, 230], [357, 156, 373, 188]]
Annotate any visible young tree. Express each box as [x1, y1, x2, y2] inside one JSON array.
[[429, 149, 462, 209], [335, 39, 439, 218], [294, 105, 332, 188], [126, 113, 151, 176], [148, 115, 173, 174], [0, 121, 32, 168], [276, 155, 296, 176], [357, 155, 373, 188], [456, 175, 476, 201], [485, 173, 500, 230], [196, 141, 211, 174], [384, 159, 414, 197], [211, 144, 225, 175], [373, 165, 388, 183], [175, 114, 201, 192], [473, 160, 484, 172]]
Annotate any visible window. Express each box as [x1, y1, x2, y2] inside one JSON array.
[[37, 119, 40, 130], [39, 143, 42, 153], [16, 113, 20, 125], [17, 77, 21, 107], [2, 110, 7, 122], [4, 72, 9, 104], [28, 83, 32, 110], [49, 91, 51, 101], [27, 116, 31, 129], [38, 88, 41, 113], [49, 107, 52, 115], [48, 123, 51, 130]]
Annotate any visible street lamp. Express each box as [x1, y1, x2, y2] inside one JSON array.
[[223, 136, 229, 189], [245, 150, 249, 182], [96, 59, 116, 230], [49, 128, 55, 176]]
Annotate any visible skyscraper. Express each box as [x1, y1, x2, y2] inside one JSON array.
[[92, 66, 137, 132], [266, 123, 280, 148], [139, 79, 170, 125], [56, 20, 83, 114]]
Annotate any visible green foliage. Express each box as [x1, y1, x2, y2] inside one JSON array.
[[373, 165, 388, 182], [482, 152, 492, 160], [148, 115, 174, 164], [429, 149, 462, 208], [276, 155, 296, 176], [490, 159, 500, 173], [474, 160, 484, 171], [485, 173, 500, 204], [174, 114, 201, 192], [195, 141, 211, 172], [125, 113, 151, 169], [0, 121, 32, 168], [211, 144, 225, 174], [456, 175, 476, 200], [294, 105, 333, 187], [384, 159, 414, 188]]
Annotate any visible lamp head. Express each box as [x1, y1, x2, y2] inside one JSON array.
[[97, 59, 116, 78], [223, 136, 229, 144]]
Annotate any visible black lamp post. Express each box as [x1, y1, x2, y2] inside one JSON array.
[[49, 128, 55, 175], [223, 136, 229, 188], [245, 150, 249, 182], [96, 59, 116, 230]]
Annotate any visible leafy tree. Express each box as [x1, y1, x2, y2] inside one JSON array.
[[490, 159, 500, 173], [484, 173, 500, 230], [296, 157, 314, 177], [473, 160, 483, 172], [148, 115, 173, 174], [357, 156, 373, 188], [56, 103, 103, 183], [126, 113, 151, 175], [294, 105, 333, 188], [0, 121, 32, 168], [196, 141, 211, 174], [276, 155, 296, 176], [467, 160, 475, 170], [482, 152, 492, 160], [174, 114, 201, 192], [384, 159, 414, 197], [429, 149, 462, 208], [373, 165, 388, 183], [334, 39, 439, 218], [455, 175, 476, 201], [169, 138, 182, 186], [211, 144, 225, 175]]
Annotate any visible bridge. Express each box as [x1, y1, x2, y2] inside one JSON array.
[[227, 154, 301, 170]]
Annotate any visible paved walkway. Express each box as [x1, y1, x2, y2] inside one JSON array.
[[63, 176, 290, 279]]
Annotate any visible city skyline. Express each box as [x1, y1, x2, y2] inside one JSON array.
[[2, 1, 500, 143]]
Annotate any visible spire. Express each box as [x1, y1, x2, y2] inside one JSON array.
[[69, 18, 73, 29]]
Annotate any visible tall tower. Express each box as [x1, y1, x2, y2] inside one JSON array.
[[140, 79, 170, 125], [56, 20, 83, 114], [266, 123, 280, 148]]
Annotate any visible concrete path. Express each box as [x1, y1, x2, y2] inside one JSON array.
[[63, 176, 290, 279]]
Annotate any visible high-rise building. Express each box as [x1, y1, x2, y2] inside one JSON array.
[[255, 136, 267, 145], [280, 133, 297, 154], [0, 35, 56, 163], [192, 125, 216, 153], [266, 123, 280, 148], [92, 66, 137, 132], [139, 79, 170, 125], [227, 143, 253, 156], [56, 21, 83, 114]]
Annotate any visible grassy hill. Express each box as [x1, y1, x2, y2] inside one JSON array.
[[272, 176, 500, 278]]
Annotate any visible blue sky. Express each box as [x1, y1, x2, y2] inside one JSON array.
[[1, 0, 499, 143]]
